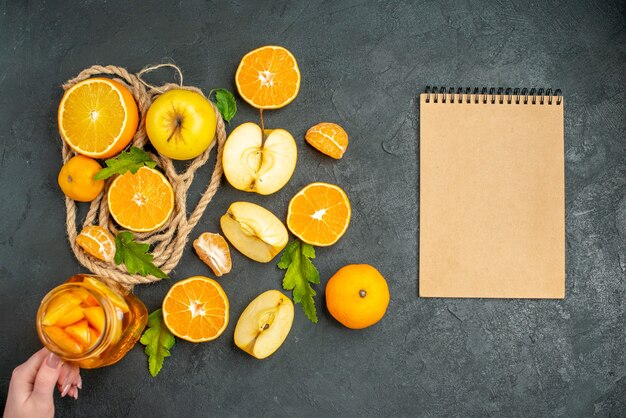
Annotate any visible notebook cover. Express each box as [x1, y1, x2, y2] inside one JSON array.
[[419, 92, 565, 298]]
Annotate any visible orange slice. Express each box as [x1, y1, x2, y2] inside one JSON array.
[[162, 276, 229, 342], [193, 232, 232, 277], [107, 166, 174, 232], [305, 123, 349, 159], [58, 77, 139, 158], [76, 225, 116, 262], [235, 45, 301, 109], [287, 182, 352, 246]]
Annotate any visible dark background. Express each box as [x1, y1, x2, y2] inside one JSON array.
[[1, 0, 625, 416]]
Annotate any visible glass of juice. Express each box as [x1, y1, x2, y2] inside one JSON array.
[[36, 274, 148, 368]]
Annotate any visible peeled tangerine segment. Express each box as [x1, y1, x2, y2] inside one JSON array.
[[83, 306, 105, 333], [44, 326, 83, 354], [82, 277, 129, 313], [42, 292, 83, 326], [64, 319, 91, 345], [193, 232, 232, 277]]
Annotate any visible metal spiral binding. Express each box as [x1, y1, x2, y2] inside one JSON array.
[[424, 86, 562, 105]]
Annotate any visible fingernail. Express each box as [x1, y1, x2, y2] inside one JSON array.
[[73, 388, 79, 400], [61, 383, 71, 397], [46, 352, 62, 369], [77, 375, 82, 389]]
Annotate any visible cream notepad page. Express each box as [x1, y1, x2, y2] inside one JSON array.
[[419, 92, 565, 298]]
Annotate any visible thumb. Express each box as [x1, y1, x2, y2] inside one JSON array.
[[31, 352, 63, 402]]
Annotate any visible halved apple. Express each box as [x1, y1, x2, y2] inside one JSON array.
[[234, 290, 294, 359], [222, 122, 297, 195], [220, 202, 288, 263]]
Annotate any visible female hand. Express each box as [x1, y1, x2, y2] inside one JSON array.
[[57, 361, 81, 399], [3, 348, 82, 418]]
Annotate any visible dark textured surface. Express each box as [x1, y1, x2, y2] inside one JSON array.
[[1, 0, 625, 416]]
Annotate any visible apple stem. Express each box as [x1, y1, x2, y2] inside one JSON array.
[[259, 109, 266, 144]]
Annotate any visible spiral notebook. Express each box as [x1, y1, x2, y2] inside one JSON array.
[[419, 87, 565, 298]]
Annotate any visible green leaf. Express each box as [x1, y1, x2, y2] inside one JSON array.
[[210, 88, 237, 123], [114, 231, 168, 279], [140, 309, 176, 377], [278, 240, 320, 323], [94, 147, 157, 180]]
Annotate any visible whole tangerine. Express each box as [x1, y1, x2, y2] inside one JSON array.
[[325, 264, 390, 329], [58, 155, 104, 202]]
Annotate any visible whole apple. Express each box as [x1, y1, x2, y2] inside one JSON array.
[[146, 89, 216, 160]]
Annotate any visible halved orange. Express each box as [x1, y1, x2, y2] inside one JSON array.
[[76, 225, 116, 262], [305, 123, 349, 159], [162, 276, 229, 342], [58, 77, 139, 158], [107, 166, 174, 232], [287, 182, 352, 246], [235, 45, 301, 109], [193, 232, 232, 277]]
